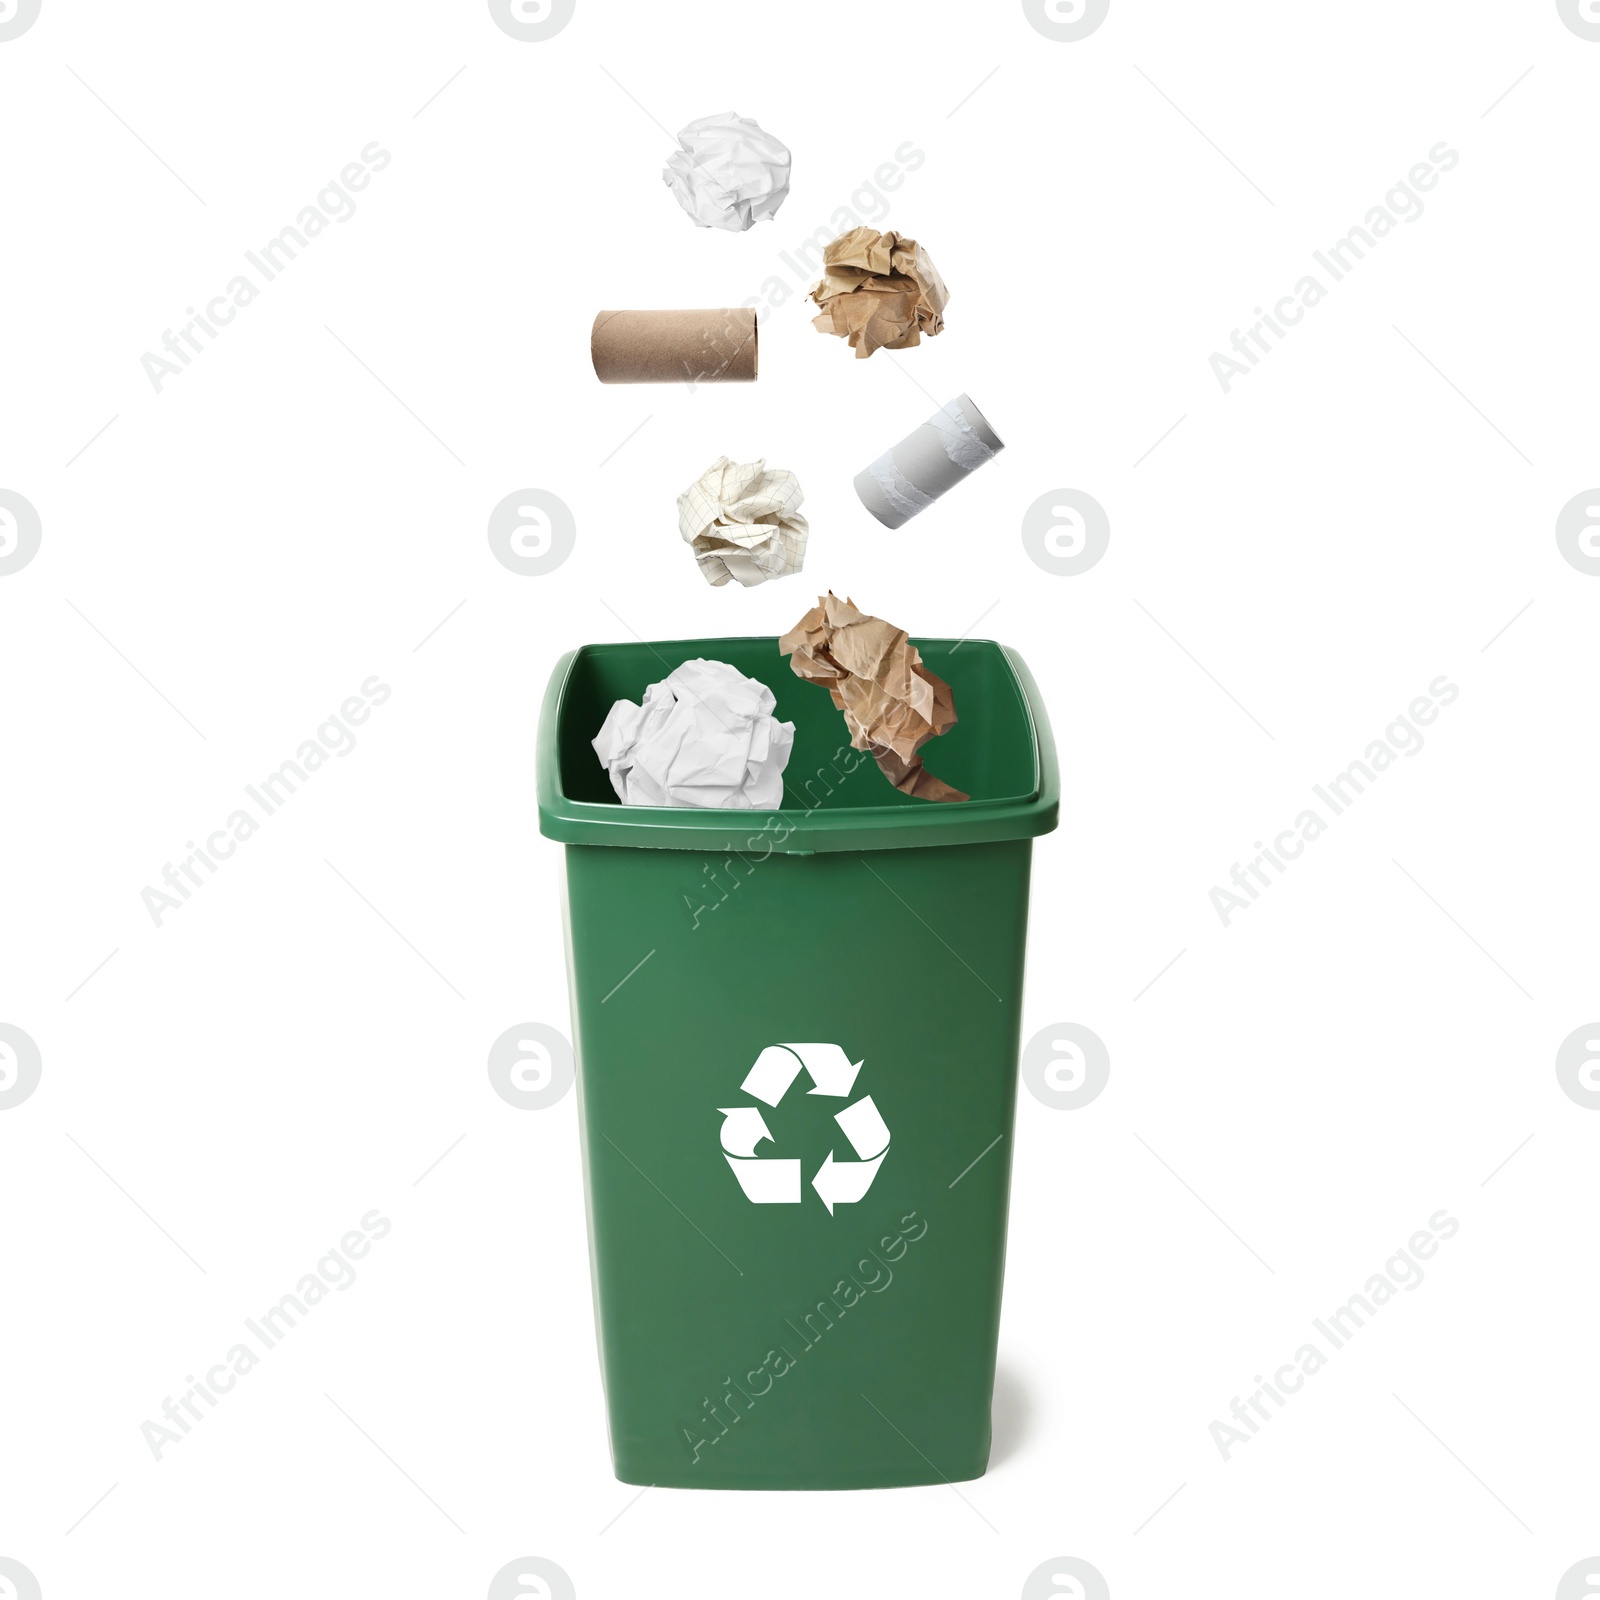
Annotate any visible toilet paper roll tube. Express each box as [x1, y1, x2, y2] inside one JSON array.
[[590, 308, 759, 385], [852, 394, 1004, 528]]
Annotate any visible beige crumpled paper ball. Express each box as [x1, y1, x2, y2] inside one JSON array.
[[676, 456, 808, 588]]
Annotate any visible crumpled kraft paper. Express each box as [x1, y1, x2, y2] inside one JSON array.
[[663, 111, 791, 232], [779, 594, 968, 803], [678, 457, 808, 588], [808, 227, 949, 359], [593, 658, 795, 808]]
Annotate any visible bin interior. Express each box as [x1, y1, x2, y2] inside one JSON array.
[[557, 636, 1039, 812]]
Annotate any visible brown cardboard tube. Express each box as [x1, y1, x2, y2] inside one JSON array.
[[590, 309, 758, 384]]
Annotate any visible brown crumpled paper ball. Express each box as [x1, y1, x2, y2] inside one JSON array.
[[779, 593, 968, 803], [808, 227, 949, 360]]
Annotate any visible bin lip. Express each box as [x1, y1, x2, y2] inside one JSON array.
[[537, 636, 1059, 854]]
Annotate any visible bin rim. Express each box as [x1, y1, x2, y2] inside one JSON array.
[[537, 635, 1059, 854]]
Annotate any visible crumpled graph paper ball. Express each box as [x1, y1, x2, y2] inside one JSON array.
[[677, 456, 808, 588], [663, 111, 791, 232]]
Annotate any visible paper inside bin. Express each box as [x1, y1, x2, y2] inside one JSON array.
[[780, 594, 967, 804], [593, 659, 794, 808]]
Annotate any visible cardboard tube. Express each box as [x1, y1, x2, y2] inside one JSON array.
[[853, 393, 1004, 528], [590, 309, 758, 384]]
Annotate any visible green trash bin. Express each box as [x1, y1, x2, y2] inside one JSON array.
[[537, 634, 1058, 1490]]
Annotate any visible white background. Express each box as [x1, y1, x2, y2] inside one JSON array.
[[2, 2, 1597, 1596]]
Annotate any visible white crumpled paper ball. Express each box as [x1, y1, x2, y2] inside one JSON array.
[[663, 111, 791, 233], [592, 659, 795, 809], [677, 456, 808, 588]]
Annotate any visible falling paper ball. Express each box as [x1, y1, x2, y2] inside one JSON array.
[[663, 111, 791, 232]]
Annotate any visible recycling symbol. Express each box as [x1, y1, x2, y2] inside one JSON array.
[[719, 1042, 891, 1214]]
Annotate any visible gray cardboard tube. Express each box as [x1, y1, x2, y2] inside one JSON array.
[[591, 308, 758, 384], [853, 393, 1004, 528]]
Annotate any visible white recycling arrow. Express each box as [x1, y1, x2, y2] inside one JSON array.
[[741, 1043, 864, 1106], [812, 1150, 888, 1214], [724, 1153, 801, 1204], [811, 1094, 891, 1214], [792, 1043, 864, 1099], [719, 1103, 799, 1202], [741, 1045, 805, 1108], [833, 1094, 890, 1159], [721, 1046, 890, 1213], [717, 1105, 773, 1158]]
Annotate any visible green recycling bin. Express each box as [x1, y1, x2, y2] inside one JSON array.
[[536, 634, 1058, 1489]]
